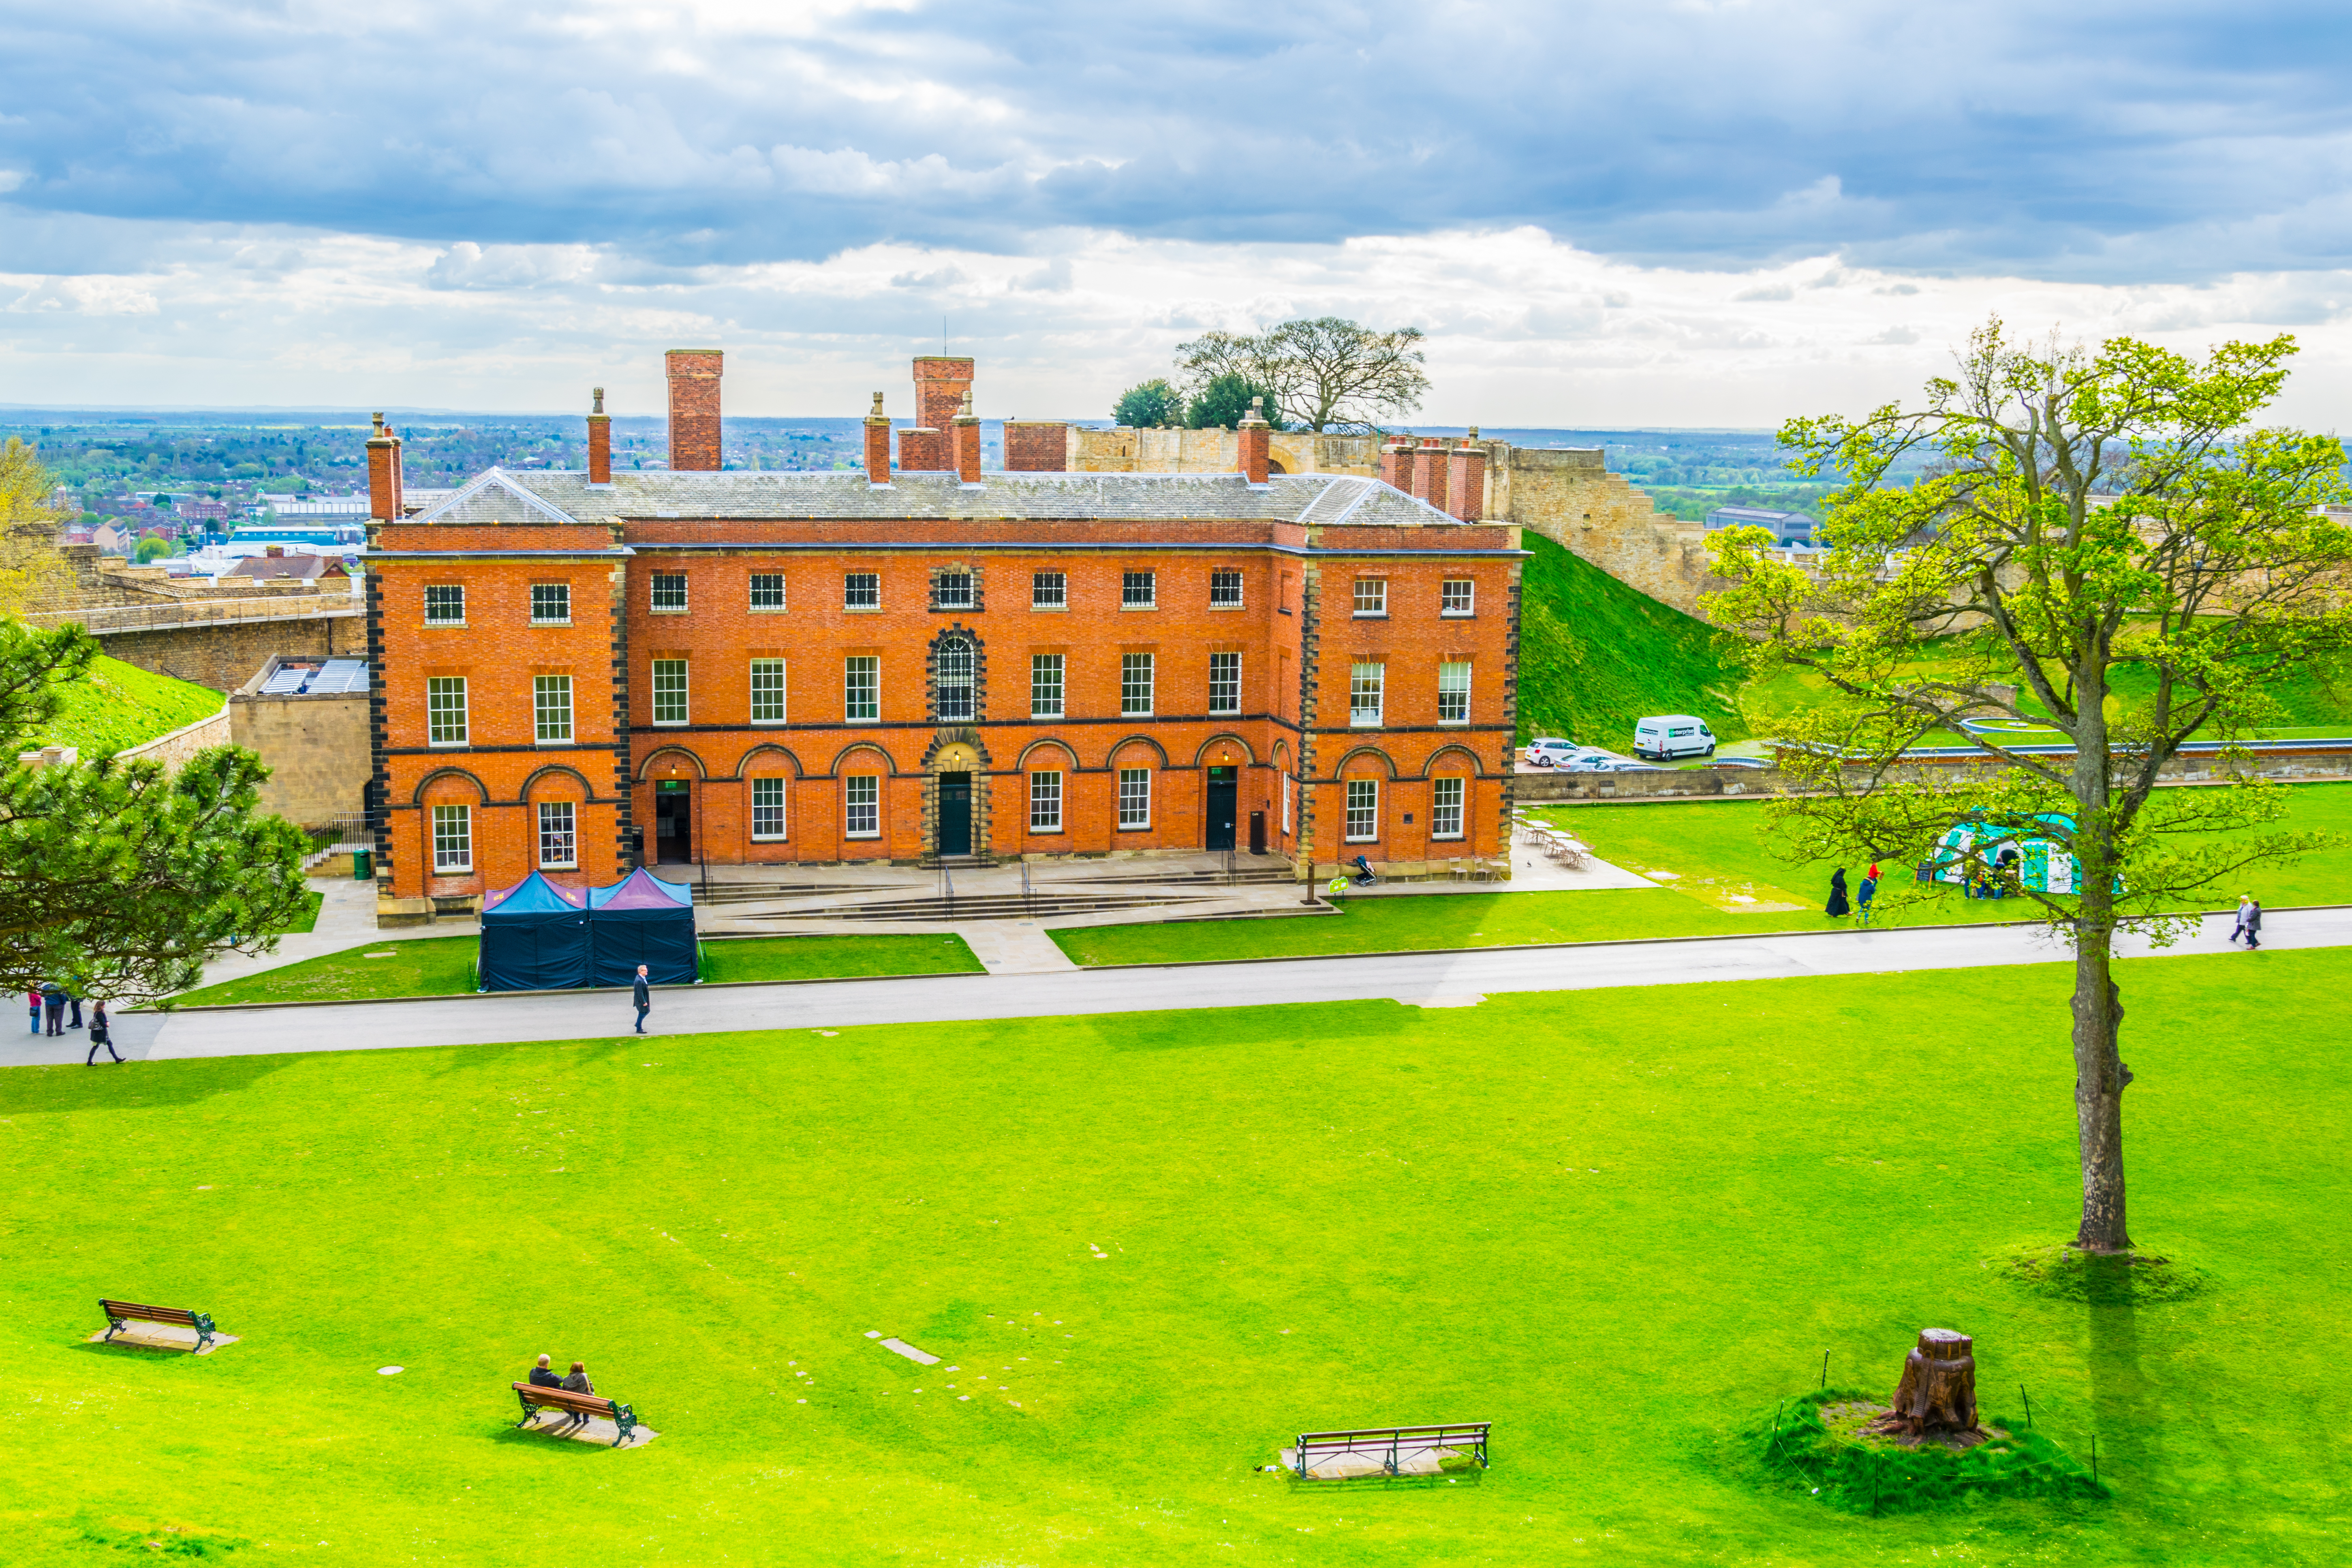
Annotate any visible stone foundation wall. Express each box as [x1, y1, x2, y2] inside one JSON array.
[[1514, 747, 2352, 803], [230, 685, 371, 829], [113, 703, 231, 772], [95, 611, 363, 693]]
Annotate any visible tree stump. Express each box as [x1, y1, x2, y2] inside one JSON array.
[[1867, 1328, 1982, 1442]]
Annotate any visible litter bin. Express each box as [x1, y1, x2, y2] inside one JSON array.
[[353, 849, 372, 881]]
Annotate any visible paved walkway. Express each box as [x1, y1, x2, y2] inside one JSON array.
[[15, 907, 2340, 1070]]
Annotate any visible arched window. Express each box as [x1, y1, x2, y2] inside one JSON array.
[[936, 636, 974, 721]]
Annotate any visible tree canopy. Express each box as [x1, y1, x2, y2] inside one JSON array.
[[1173, 317, 1427, 432], [1185, 372, 1281, 431], [1710, 317, 2352, 1254], [1112, 378, 1183, 429]]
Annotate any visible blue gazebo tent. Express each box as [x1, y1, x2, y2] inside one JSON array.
[[585, 868, 699, 987], [1928, 813, 2079, 894], [478, 871, 592, 990]]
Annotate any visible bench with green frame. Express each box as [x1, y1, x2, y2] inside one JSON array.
[[1293, 1420, 1491, 1478], [98, 1298, 220, 1352], [511, 1382, 641, 1447]]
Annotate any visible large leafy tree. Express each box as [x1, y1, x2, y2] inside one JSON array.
[[1174, 317, 1426, 432], [1711, 319, 2352, 1254], [1112, 378, 1183, 429], [1185, 372, 1281, 431]]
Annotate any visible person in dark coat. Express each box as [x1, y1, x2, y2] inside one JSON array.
[[529, 1353, 563, 1388], [2245, 898, 2264, 950], [86, 1001, 120, 1065], [1825, 868, 1851, 918], [66, 985, 82, 1030], [632, 965, 651, 1034], [41, 981, 66, 1036], [559, 1360, 597, 1429]]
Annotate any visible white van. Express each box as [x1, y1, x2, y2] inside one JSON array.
[[1633, 714, 1716, 761]]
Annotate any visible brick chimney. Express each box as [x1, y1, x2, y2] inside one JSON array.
[[1237, 396, 1271, 486], [1412, 436, 1450, 515], [953, 390, 983, 483], [864, 392, 892, 484], [1003, 419, 1069, 472], [366, 412, 404, 522], [897, 426, 950, 472], [913, 355, 975, 433], [665, 349, 724, 471], [1378, 439, 1413, 490], [587, 387, 612, 485], [1446, 428, 1486, 522]]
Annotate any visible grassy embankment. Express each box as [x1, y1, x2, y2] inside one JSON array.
[[1050, 782, 2352, 966], [38, 654, 222, 755], [6, 949, 2348, 1562]]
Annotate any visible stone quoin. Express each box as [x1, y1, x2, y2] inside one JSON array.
[[361, 351, 1523, 913]]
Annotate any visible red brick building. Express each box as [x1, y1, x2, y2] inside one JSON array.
[[363, 353, 1522, 909]]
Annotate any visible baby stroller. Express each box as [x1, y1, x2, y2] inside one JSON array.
[[1349, 855, 1380, 888]]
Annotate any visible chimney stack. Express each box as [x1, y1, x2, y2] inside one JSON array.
[[913, 355, 975, 433], [1378, 438, 1413, 491], [1003, 419, 1069, 472], [1412, 436, 1450, 515], [864, 392, 893, 484], [1446, 428, 1486, 522], [587, 387, 612, 485], [366, 412, 404, 522], [1237, 396, 1271, 486], [665, 349, 724, 471], [954, 390, 983, 483]]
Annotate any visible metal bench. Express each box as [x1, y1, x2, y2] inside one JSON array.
[[511, 1382, 641, 1447], [1292, 1421, 1490, 1478], [99, 1298, 219, 1352]]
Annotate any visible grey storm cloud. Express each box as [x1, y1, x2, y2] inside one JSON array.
[[4, 0, 2352, 283]]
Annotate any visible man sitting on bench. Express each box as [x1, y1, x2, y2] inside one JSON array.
[[528, 1353, 562, 1389]]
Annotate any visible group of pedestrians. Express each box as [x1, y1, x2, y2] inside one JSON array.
[[527, 1352, 601, 1429], [26, 982, 117, 1063], [2231, 895, 2265, 950], [1825, 864, 1881, 923]]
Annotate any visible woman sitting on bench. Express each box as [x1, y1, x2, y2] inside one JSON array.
[[559, 1361, 596, 1427]]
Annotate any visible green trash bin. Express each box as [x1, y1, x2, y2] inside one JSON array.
[[353, 849, 372, 881]]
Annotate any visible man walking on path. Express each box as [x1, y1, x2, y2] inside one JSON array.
[[632, 965, 651, 1034], [86, 1001, 120, 1065], [2244, 898, 2264, 950], [2230, 895, 2254, 946], [41, 982, 66, 1037]]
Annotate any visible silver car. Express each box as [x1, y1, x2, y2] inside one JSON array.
[[1521, 738, 1583, 767]]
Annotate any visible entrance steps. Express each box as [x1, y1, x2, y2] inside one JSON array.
[[1040, 864, 1296, 888]]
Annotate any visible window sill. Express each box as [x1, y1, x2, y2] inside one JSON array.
[[424, 621, 467, 631], [1030, 711, 1064, 721], [531, 620, 572, 629], [434, 864, 474, 875], [750, 835, 789, 843], [651, 721, 688, 728], [1030, 603, 1068, 612], [1431, 834, 1464, 842], [540, 863, 578, 872], [748, 605, 788, 614], [1350, 719, 1383, 729], [1352, 612, 1389, 620], [1026, 828, 1066, 836], [1440, 611, 1477, 619], [1208, 709, 1241, 719], [930, 604, 978, 614], [1116, 824, 1152, 832], [846, 712, 879, 722], [844, 832, 882, 841], [1121, 710, 1154, 719], [1120, 603, 1158, 612], [1439, 720, 1469, 728], [649, 607, 689, 616], [751, 719, 790, 727], [428, 740, 469, 749], [1208, 603, 1244, 611], [842, 605, 883, 614], [535, 738, 575, 747], [1344, 839, 1378, 846]]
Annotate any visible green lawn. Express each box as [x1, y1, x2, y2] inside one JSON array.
[[1055, 783, 2352, 967], [168, 933, 982, 1006], [39, 654, 222, 756], [6, 949, 2349, 1562]]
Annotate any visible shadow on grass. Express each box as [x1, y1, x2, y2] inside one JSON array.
[[1283, 1469, 1486, 1492], [0, 1052, 298, 1112], [1092, 999, 1433, 1052]]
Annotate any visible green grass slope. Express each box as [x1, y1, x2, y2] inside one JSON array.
[[1514, 530, 1745, 748], [6, 950, 2350, 1562], [39, 655, 223, 756]]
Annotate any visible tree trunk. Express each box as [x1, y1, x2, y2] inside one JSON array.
[[1868, 1328, 1982, 1440], [2069, 661, 2133, 1254]]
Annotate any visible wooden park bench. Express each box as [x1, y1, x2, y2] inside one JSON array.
[[511, 1382, 642, 1447], [1291, 1421, 1491, 1479], [98, 1298, 220, 1352]]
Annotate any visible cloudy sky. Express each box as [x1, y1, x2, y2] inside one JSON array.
[[5, 0, 2352, 426]]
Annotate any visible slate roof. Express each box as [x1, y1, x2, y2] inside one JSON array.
[[404, 466, 1464, 530]]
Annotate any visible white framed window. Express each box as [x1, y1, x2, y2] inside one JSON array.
[[1431, 776, 1465, 840], [751, 777, 787, 841], [431, 803, 472, 871], [844, 571, 880, 610], [1350, 661, 1384, 727], [1353, 578, 1388, 616], [1117, 767, 1150, 829], [1208, 651, 1240, 716], [1209, 569, 1243, 608], [750, 572, 786, 611], [650, 659, 688, 725], [1122, 570, 1156, 608], [1029, 770, 1063, 833], [1031, 653, 1064, 719], [934, 571, 974, 609], [1345, 779, 1379, 843], [935, 637, 974, 721], [750, 658, 787, 724], [1032, 571, 1066, 609], [537, 800, 577, 868], [424, 584, 464, 625], [1281, 771, 1293, 833], [650, 572, 687, 613], [845, 656, 879, 721], [844, 774, 880, 838], [533, 674, 573, 743], [1121, 652, 1154, 716], [530, 582, 570, 625], [1441, 578, 1475, 616], [1439, 661, 1471, 725], [426, 676, 468, 746]]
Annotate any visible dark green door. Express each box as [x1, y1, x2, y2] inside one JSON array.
[[938, 772, 972, 856], [1206, 766, 1238, 850], [654, 779, 692, 863]]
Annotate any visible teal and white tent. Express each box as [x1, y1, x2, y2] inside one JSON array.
[[1929, 814, 2080, 894]]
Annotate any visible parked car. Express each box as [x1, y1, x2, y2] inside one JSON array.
[[1563, 750, 1632, 772], [1711, 755, 1768, 770], [1633, 714, 1717, 761], [1522, 738, 1584, 767]]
